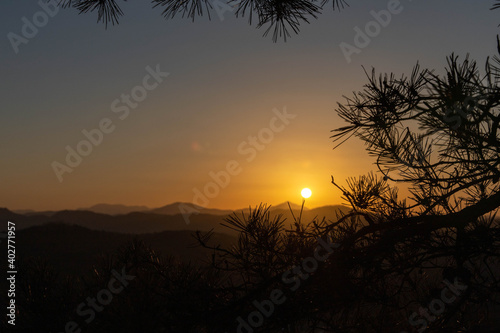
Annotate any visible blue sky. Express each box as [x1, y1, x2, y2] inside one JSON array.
[[1, 0, 498, 210]]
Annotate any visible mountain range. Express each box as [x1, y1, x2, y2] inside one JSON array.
[[3, 202, 349, 234], [2, 202, 350, 276]]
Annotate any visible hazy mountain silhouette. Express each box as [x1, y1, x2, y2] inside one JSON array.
[[272, 201, 309, 210], [0, 203, 351, 235], [0, 208, 52, 228], [12, 209, 36, 214], [269, 204, 351, 225], [0, 207, 224, 233], [77, 203, 150, 215], [20, 210, 58, 217], [150, 202, 234, 215]]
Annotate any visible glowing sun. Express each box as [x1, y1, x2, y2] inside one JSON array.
[[301, 188, 312, 199]]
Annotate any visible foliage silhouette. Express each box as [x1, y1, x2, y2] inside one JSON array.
[[54, 1, 500, 42], [56, 0, 351, 41], [191, 42, 500, 333]]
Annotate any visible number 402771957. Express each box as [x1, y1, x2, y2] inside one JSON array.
[[7, 221, 15, 270]]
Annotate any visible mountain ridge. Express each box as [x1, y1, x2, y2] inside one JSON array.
[[14, 201, 337, 216], [77, 203, 150, 215], [0, 203, 350, 234]]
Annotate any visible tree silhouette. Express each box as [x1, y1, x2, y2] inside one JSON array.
[[57, 0, 351, 41], [55, 1, 500, 42], [192, 37, 500, 333]]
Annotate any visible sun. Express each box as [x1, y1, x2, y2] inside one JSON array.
[[301, 188, 312, 199]]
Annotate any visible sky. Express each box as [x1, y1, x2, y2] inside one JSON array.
[[0, 0, 498, 211]]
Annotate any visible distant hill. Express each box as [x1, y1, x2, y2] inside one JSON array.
[[269, 205, 351, 225], [78, 203, 150, 215], [0, 207, 239, 234], [0, 208, 53, 228], [12, 209, 36, 214], [150, 202, 234, 216], [0, 203, 352, 235], [271, 202, 309, 211]]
